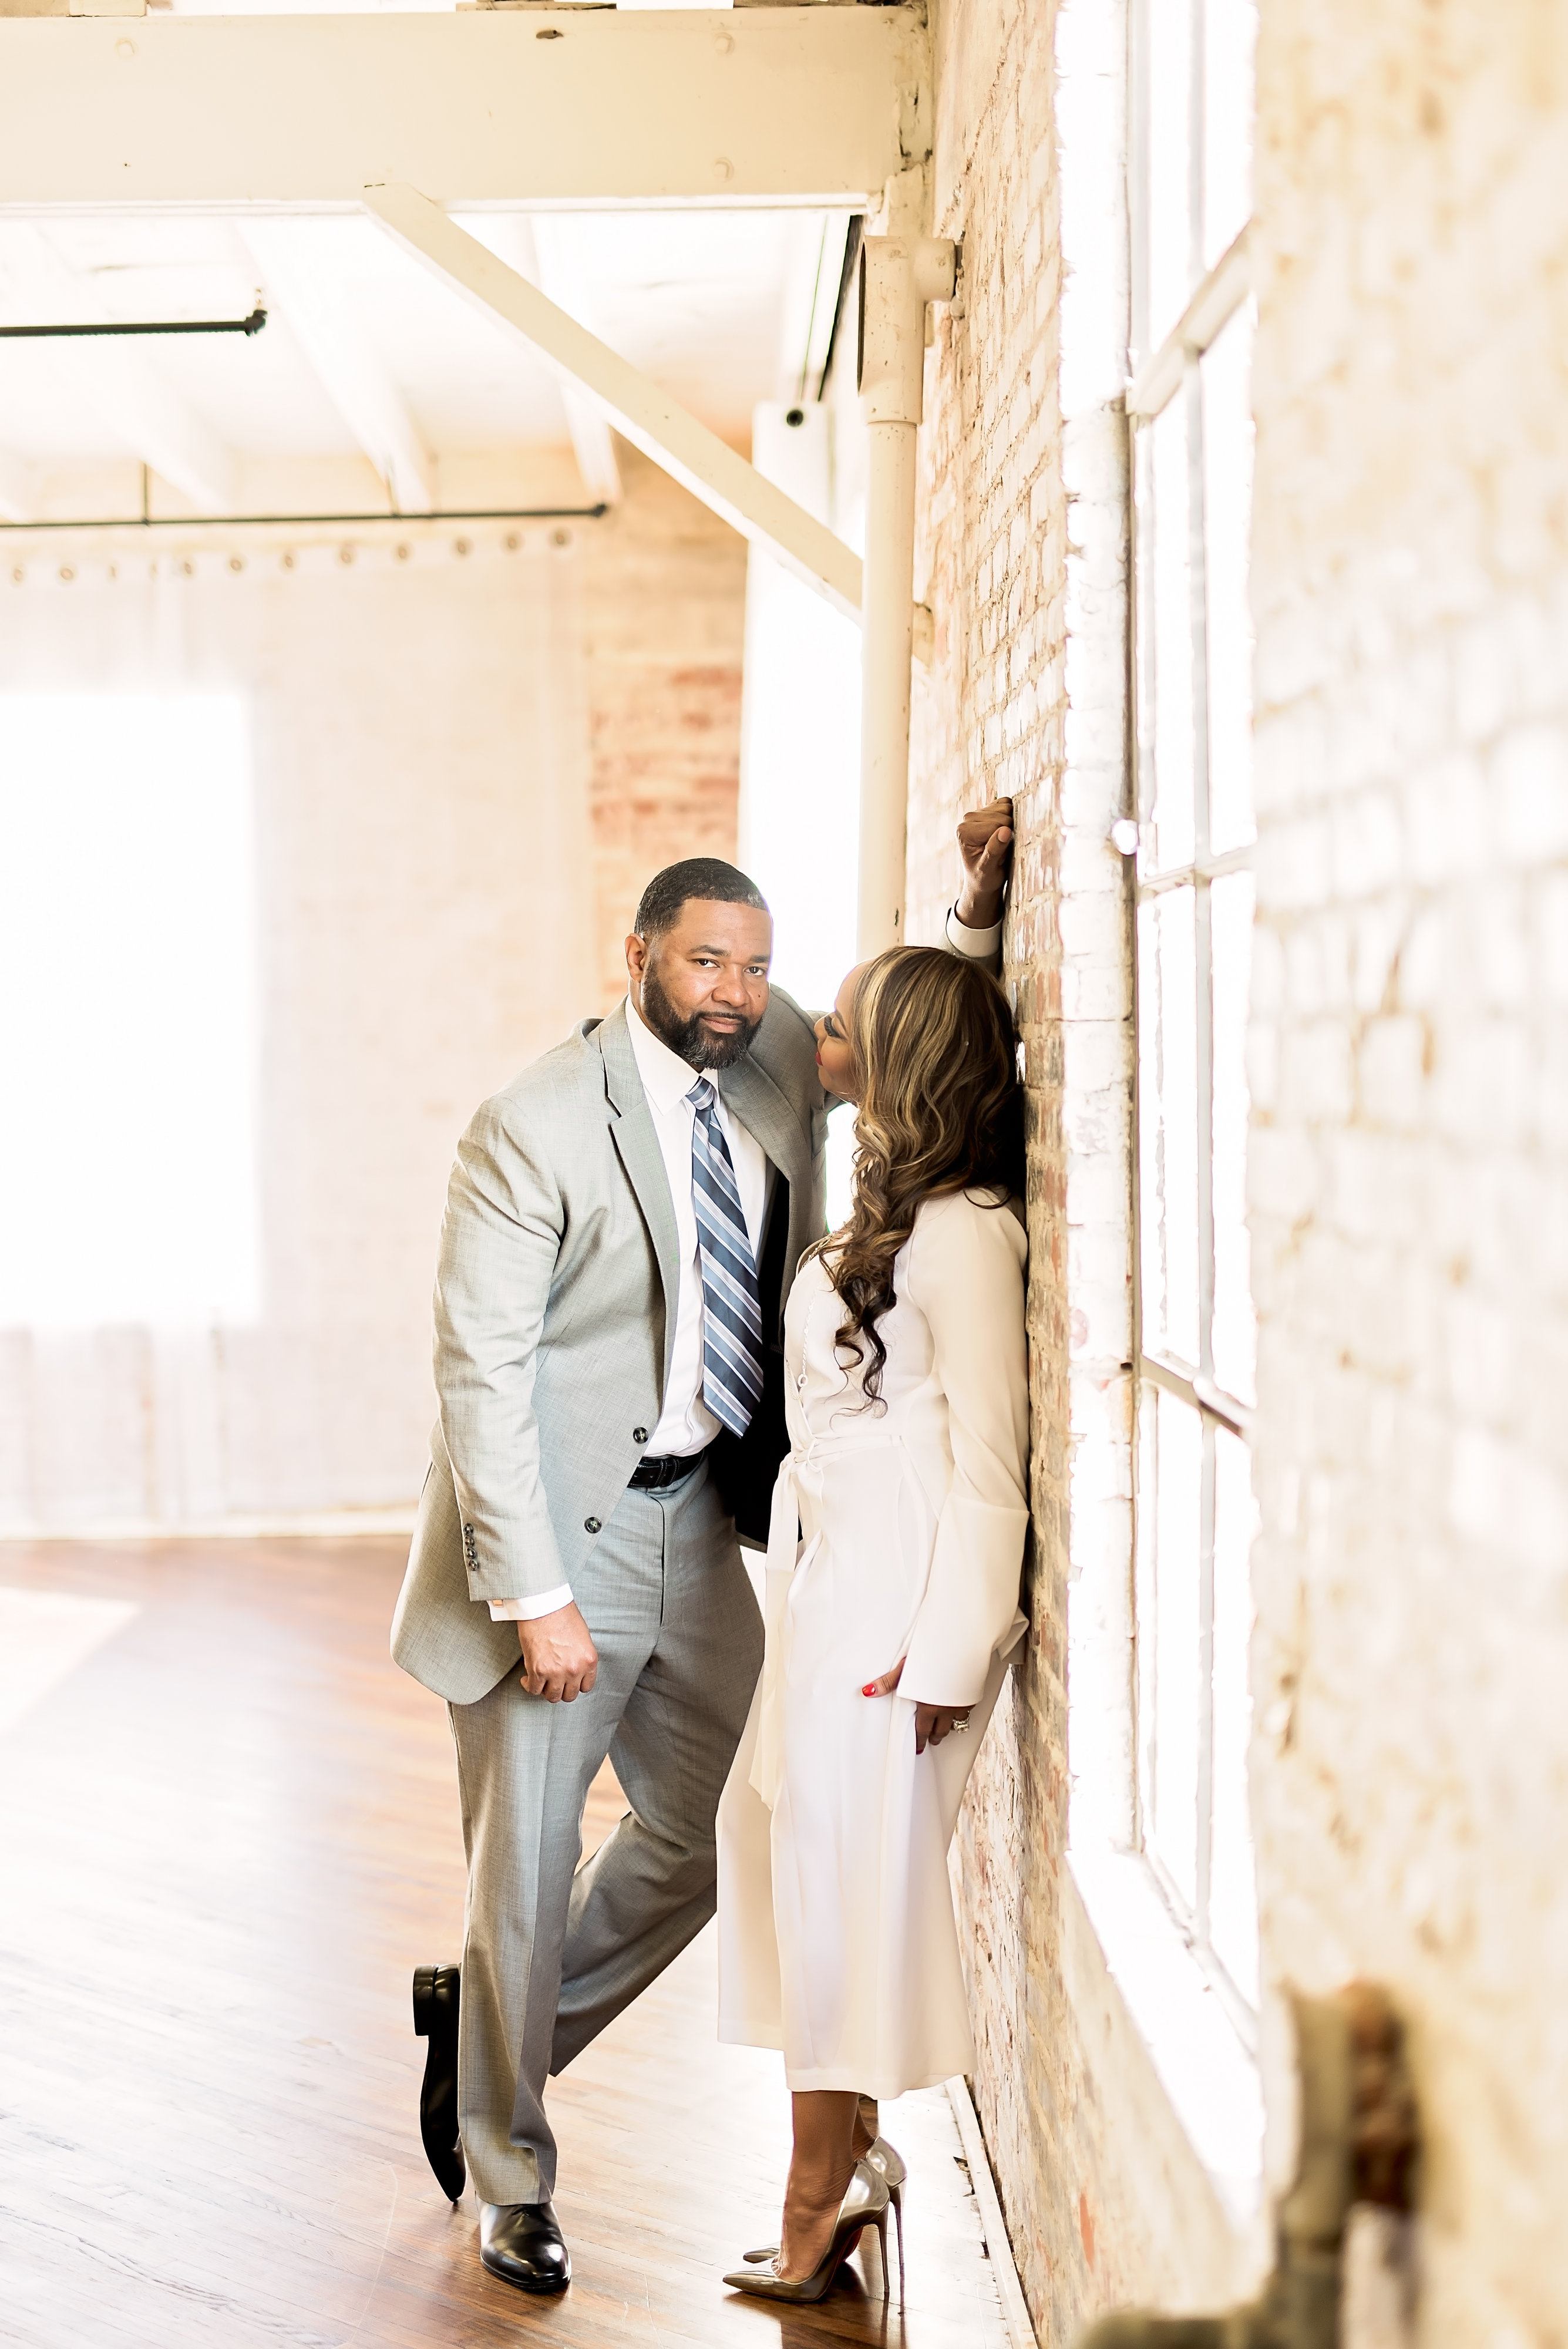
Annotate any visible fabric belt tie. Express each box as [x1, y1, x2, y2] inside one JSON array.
[[749, 1430, 906, 1811]]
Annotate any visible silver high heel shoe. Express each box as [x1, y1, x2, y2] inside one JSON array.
[[723, 2159, 893, 2304], [867, 2133, 906, 2295], [744, 2129, 907, 2293]]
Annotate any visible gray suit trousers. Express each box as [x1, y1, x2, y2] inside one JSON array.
[[449, 1460, 763, 2205]]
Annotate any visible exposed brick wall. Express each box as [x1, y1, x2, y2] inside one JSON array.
[[910, 0, 1251, 2335], [909, 0, 1076, 2329], [915, 2, 1568, 2344], [1247, 7, 1568, 2341], [580, 451, 748, 1008]]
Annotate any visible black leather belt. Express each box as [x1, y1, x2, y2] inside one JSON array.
[[628, 1447, 711, 1491]]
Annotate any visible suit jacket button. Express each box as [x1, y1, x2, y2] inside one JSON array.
[[584, 1516, 601, 1534], [633, 1426, 649, 1445]]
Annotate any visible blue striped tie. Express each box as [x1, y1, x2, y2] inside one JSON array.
[[687, 1078, 765, 1438]]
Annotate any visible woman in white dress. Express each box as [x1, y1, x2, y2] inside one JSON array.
[[716, 943, 1029, 2304]]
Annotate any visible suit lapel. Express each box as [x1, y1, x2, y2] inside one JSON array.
[[718, 1052, 812, 1196], [597, 1004, 681, 1390]]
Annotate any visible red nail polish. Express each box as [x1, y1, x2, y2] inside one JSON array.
[[862, 1683, 878, 1697]]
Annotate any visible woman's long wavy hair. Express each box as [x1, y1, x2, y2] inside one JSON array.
[[811, 945, 1025, 1405]]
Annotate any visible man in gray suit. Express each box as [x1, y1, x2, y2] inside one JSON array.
[[392, 816, 1012, 2293]]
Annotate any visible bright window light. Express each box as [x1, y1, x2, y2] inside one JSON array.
[[0, 693, 260, 1328]]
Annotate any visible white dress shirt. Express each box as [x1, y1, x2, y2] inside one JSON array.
[[489, 906, 1000, 1622]]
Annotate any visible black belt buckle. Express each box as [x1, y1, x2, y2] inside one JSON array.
[[630, 1448, 706, 1492]]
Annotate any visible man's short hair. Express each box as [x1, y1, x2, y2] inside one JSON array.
[[634, 857, 769, 940]]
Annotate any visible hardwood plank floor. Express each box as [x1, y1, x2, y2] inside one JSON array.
[[0, 1542, 1012, 2349]]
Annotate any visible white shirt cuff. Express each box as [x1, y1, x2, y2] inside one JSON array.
[[946, 903, 1003, 959], [487, 1584, 574, 1623]]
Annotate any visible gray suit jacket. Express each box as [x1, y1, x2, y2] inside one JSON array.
[[391, 991, 827, 1704]]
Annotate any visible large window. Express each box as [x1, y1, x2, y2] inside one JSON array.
[[1128, 0, 1260, 2024], [0, 693, 259, 1328]]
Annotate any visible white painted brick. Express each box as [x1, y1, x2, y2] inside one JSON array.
[[1247, 1015, 1281, 1114], [1250, 1124, 1323, 1223], [1281, 1018, 1356, 1123], [1450, 1428, 1568, 1579], [1532, 872, 1568, 1002], [1468, 880, 1533, 1011], [1403, 751, 1488, 890], [1063, 1017, 1133, 1094], [1251, 14, 1568, 2335], [1390, 902, 1447, 1012], [1257, 812, 1333, 910], [1350, 898, 1408, 1014], [1429, 1018, 1533, 1150], [1058, 887, 1129, 963], [1357, 1015, 1428, 1130], [1496, 722, 1568, 865]]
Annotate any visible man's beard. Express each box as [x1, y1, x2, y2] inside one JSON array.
[[640, 967, 762, 1071]]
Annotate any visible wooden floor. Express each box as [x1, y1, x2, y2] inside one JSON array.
[[0, 1540, 1012, 2349]]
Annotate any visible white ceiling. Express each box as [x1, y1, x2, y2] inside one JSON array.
[[0, 202, 850, 512]]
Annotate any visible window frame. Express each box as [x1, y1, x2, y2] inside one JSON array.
[[1125, 4, 1259, 2044]]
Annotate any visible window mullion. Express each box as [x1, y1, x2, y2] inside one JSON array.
[[1128, 0, 1153, 368], [1125, 232, 1251, 422], [1189, 0, 1208, 301], [1187, 355, 1216, 1386], [1196, 1412, 1217, 1944]]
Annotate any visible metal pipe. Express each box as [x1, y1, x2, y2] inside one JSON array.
[[815, 215, 863, 403], [857, 417, 918, 954], [854, 231, 956, 957], [0, 503, 608, 535], [0, 307, 267, 340]]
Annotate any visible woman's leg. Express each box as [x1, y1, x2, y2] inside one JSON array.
[[778, 2090, 859, 2280], [853, 2094, 879, 2159]]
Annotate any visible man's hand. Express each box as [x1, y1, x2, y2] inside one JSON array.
[[955, 796, 1015, 930], [861, 1658, 971, 1755], [517, 1601, 598, 1703]]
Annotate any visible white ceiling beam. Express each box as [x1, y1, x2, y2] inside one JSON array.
[[0, 227, 235, 512], [0, 10, 923, 210], [238, 219, 435, 514], [503, 220, 621, 510], [365, 183, 862, 622]]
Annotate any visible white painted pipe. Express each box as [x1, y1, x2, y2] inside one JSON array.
[[857, 418, 918, 955], [854, 233, 957, 960]]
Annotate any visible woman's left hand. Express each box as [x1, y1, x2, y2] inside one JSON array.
[[861, 1660, 971, 1755]]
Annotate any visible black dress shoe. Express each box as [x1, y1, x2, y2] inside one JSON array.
[[479, 2199, 572, 2294], [412, 1963, 465, 2202]]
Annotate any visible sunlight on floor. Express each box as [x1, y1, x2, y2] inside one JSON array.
[[0, 1584, 139, 1733]]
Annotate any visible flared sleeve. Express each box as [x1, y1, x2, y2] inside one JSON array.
[[897, 1190, 1030, 1708]]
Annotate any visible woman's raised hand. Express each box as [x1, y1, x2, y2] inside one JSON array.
[[860, 1658, 971, 1755], [955, 797, 1015, 928]]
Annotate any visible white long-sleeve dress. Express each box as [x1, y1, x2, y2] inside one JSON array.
[[716, 1186, 1029, 2097]]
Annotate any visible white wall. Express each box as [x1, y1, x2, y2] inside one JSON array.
[[0, 524, 595, 1532], [737, 400, 862, 1015]]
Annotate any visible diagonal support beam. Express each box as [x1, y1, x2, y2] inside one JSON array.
[[239, 219, 436, 514], [510, 218, 623, 511], [364, 182, 861, 622]]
